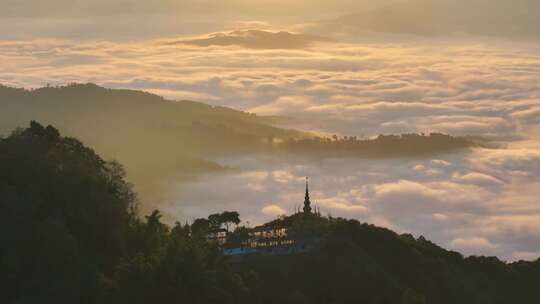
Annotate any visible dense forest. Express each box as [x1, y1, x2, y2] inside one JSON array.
[[0, 84, 481, 212], [281, 133, 477, 157], [1, 122, 539, 304], [0, 83, 304, 211]]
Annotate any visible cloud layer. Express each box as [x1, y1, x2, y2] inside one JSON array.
[[2, 31, 540, 261], [1, 36, 539, 139], [163, 147, 540, 261]]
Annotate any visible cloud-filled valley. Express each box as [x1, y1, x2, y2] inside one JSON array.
[[2, 36, 539, 139], [161, 145, 540, 261], [2, 20, 540, 261]]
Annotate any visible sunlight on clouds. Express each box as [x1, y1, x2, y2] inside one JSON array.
[[452, 172, 503, 187], [512, 251, 540, 261], [1, 37, 539, 140], [160, 149, 540, 260], [272, 170, 303, 184], [451, 237, 497, 250], [2, 32, 540, 260], [432, 213, 449, 221], [317, 197, 368, 213], [160, 139, 540, 260], [262, 204, 287, 216]]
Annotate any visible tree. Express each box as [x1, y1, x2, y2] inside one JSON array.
[[0, 121, 136, 303], [191, 218, 211, 235], [220, 211, 241, 231], [208, 213, 222, 230], [207, 211, 241, 231]]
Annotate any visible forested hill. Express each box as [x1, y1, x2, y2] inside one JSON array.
[[0, 83, 304, 157], [282, 133, 477, 157], [1, 122, 539, 304], [0, 84, 479, 211], [0, 83, 478, 162], [0, 84, 305, 210]]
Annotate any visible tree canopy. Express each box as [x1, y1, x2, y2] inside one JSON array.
[[1, 122, 539, 304]]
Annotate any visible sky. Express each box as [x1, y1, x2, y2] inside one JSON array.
[[2, 0, 540, 261]]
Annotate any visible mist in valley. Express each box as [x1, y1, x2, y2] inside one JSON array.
[[2, 0, 540, 262]]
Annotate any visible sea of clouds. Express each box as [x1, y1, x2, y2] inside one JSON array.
[[163, 146, 540, 261], [1, 28, 540, 260], [2, 34, 539, 138]]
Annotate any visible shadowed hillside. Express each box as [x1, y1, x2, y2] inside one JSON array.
[[1, 123, 539, 304], [0, 84, 305, 211], [0, 83, 304, 156], [0, 84, 481, 212], [282, 133, 477, 158]]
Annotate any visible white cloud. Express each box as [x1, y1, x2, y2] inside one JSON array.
[[2, 30, 540, 262], [452, 172, 503, 187], [2, 37, 540, 140], [272, 170, 302, 184], [317, 197, 368, 213], [373, 180, 443, 202], [160, 148, 540, 260], [451, 237, 496, 250], [413, 164, 427, 172], [432, 213, 449, 221], [512, 251, 540, 262], [431, 159, 451, 167], [262, 204, 287, 216]]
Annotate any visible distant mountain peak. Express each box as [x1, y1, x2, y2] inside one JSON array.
[[166, 30, 334, 49]]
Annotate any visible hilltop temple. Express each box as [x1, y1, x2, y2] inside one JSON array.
[[220, 177, 323, 256], [290, 177, 322, 215]]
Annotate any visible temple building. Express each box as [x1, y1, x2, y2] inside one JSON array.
[[206, 228, 228, 245], [221, 177, 323, 256]]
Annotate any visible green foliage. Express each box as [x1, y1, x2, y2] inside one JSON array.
[[208, 211, 241, 231], [234, 216, 540, 304], [2, 122, 539, 304], [192, 218, 212, 236], [0, 121, 135, 303], [0, 84, 304, 213], [0, 84, 482, 215], [0, 122, 251, 304]]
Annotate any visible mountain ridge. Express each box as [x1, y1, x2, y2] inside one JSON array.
[[1, 122, 539, 303], [0, 83, 482, 213]]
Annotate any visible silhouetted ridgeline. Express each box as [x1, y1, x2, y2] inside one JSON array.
[[282, 133, 478, 157], [0, 84, 480, 211], [0, 83, 479, 159], [1, 122, 539, 304], [0, 83, 304, 211], [0, 84, 303, 157]]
